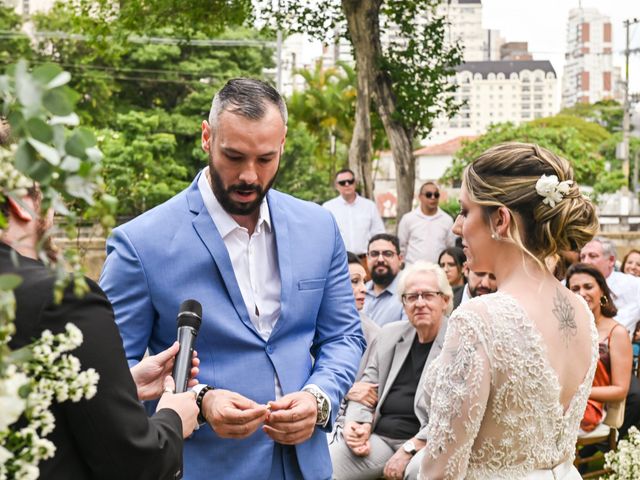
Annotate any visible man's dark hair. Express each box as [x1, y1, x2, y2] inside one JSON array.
[[368, 233, 400, 254], [335, 168, 355, 180], [419, 181, 438, 195], [208, 78, 288, 131]]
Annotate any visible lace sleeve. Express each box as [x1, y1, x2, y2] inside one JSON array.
[[420, 306, 492, 480]]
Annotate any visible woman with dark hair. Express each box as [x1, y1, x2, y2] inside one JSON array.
[[566, 263, 632, 432], [438, 247, 466, 309]]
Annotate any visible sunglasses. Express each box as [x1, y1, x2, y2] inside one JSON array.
[[337, 179, 356, 186], [423, 191, 440, 199]]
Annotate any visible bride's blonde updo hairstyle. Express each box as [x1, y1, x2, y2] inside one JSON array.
[[463, 142, 599, 266]]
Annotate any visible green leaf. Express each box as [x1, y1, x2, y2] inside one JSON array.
[[32, 63, 63, 85], [14, 141, 37, 173], [60, 155, 82, 172], [0, 273, 22, 290], [46, 71, 71, 89], [65, 128, 97, 158], [25, 117, 53, 143], [14, 59, 41, 110], [42, 89, 73, 116], [27, 137, 61, 165]]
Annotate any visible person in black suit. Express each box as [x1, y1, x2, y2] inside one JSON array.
[[1, 171, 199, 478]]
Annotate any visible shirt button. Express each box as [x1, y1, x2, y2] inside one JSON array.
[[266, 345, 274, 354]]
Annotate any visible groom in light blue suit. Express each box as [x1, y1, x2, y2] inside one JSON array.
[[99, 79, 366, 480]]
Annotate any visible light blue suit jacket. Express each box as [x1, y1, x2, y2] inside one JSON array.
[[99, 173, 366, 480]]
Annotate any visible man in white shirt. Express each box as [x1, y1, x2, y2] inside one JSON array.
[[100, 79, 365, 480], [397, 182, 456, 264], [323, 169, 385, 256], [580, 236, 640, 336]]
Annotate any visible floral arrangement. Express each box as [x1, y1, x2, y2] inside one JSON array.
[[602, 426, 640, 479], [0, 61, 115, 478]]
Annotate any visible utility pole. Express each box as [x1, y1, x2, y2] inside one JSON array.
[[622, 17, 639, 192]]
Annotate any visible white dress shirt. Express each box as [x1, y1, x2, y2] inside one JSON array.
[[198, 169, 329, 416], [198, 168, 281, 341], [397, 207, 456, 264], [322, 194, 385, 255], [606, 270, 640, 337]]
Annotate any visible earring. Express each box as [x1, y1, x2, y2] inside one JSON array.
[[600, 296, 608, 307], [491, 233, 499, 240]]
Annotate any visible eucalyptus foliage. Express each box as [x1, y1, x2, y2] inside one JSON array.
[[0, 61, 110, 477]]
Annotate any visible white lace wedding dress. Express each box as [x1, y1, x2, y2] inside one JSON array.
[[420, 292, 598, 480]]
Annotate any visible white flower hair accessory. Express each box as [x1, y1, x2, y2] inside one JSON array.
[[535, 174, 573, 208]]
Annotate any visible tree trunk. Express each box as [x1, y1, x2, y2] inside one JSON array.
[[342, 0, 415, 225], [371, 73, 416, 225], [341, 0, 381, 200]]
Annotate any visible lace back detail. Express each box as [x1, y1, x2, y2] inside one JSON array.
[[421, 292, 598, 479]]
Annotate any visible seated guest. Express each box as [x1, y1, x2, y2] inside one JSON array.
[[364, 234, 407, 326], [329, 253, 382, 444], [621, 249, 640, 277], [330, 262, 451, 480], [566, 263, 632, 433], [459, 267, 497, 304], [438, 247, 466, 309], [2, 171, 199, 478]]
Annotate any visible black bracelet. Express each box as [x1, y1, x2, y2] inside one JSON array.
[[196, 385, 215, 425]]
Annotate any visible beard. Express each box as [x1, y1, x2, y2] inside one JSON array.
[[370, 264, 395, 287], [469, 284, 491, 298], [208, 157, 278, 217]]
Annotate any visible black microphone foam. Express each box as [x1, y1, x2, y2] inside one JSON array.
[[172, 299, 202, 393]]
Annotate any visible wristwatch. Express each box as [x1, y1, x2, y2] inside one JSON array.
[[302, 386, 330, 426], [403, 440, 418, 456]]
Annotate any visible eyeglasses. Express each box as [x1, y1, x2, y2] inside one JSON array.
[[367, 250, 396, 259], [401, 290, 442, 305], [337, 179, 356, 186], [422, 191, 440, 199]]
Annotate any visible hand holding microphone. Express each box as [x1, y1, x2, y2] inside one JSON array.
[[172, 299, 202, 393]]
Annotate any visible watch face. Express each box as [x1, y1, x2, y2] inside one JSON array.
[[403, 441, 416, 454]]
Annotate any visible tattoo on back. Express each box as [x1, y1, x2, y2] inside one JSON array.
[[553, 288, 577, 344]]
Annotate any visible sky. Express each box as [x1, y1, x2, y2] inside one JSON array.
[[482, 0, 640, 93]]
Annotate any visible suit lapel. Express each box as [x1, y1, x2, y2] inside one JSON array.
[[265, 191, 291, 339], [378, 324, 415, 408], [187, 179, 258, 337]]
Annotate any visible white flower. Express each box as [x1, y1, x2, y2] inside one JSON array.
[[0, 445, 12, 464], [0, 367, 28, 430], [535, 174, 573, 208]]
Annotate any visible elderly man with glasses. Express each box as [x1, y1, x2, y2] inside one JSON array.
[[364, 234, 408, 327], [323, 168, 385, 258], [330, 261, 451, 480], [398, 182, 456, 265]]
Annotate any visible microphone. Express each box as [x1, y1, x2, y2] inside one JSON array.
[[172, 299, 202, 393]]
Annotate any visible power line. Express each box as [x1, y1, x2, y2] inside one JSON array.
[[0, 30, 277, 47]]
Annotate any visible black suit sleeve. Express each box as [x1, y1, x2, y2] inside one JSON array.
[[41, 281, 183, 480]]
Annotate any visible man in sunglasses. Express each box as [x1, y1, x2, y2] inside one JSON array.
[[323, 169, 385, 258], [398, 182, 456, 265]]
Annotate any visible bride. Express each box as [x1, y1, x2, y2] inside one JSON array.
[[419, 143, 599, 479]]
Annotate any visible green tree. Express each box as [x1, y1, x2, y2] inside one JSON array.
[[258, 0, 463, 222], [441, 115, 624, 194], [99, 111, 190, 216], [0, 6, 32, 66], [560, 99, 624, 134]]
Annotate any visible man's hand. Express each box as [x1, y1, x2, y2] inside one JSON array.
[[383, 448, 412, 480], [201, 389, 269, 439], [263, 391, 317, 445], [343, 421, 371, 457], [346, 381, 378, 408], [130, 341, 200, 401]]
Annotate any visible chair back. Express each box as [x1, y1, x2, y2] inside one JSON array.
[[603, 399, 625, 429]]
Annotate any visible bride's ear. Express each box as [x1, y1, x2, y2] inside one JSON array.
[[491, 206, 511, 238]]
